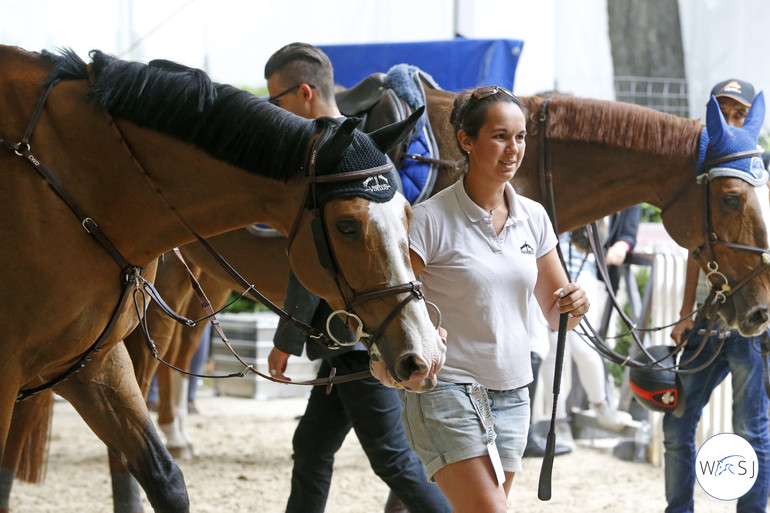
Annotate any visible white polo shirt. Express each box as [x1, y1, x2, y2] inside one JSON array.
[[410, 179, 557, 390]]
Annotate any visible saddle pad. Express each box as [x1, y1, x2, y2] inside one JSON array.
[[401, 127, 437, 205], [245, 224, 283, 237]]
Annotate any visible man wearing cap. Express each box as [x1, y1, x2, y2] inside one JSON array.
[[711, 78, 755, 126], [665, 78, 770, 513]]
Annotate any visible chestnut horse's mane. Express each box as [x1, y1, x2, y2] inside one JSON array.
[[524, 95, 703, 158], [41, 48, 320, 182]]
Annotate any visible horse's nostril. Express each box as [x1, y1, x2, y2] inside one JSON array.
[[396, 353, 427, 381], [749, 308, 770, 327]]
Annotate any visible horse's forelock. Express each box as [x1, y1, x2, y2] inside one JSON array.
[[531, 95, 702, 158]]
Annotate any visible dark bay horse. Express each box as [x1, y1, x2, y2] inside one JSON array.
[[7, 83, 770, 511], [0, 46, 446, 513]]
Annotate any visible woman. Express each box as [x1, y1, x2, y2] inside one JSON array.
[[402, 86, 589, 512]]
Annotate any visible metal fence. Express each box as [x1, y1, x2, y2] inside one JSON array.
[[614, 75, 689, 117]]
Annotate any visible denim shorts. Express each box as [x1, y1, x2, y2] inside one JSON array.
[[401, 381, 530, 480]]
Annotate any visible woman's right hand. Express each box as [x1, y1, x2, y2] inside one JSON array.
[[670, 317, 695, 346]]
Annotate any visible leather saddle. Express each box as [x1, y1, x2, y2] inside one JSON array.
[[336, 70, 442, 205], [336, 72, 412, 166]]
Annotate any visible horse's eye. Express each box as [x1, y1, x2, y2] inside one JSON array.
[[336, 220, 359, 238], [722, 194, 743, 210]]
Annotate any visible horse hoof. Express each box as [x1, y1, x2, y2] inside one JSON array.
[[167, 444, 191, 460]]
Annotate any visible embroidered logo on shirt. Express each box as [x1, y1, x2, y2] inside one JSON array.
[[520, 242, 534, 255]]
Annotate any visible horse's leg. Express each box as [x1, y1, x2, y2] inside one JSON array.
[[109, 254, 196, 513], [54, 342, 189, 513], [159, 273, 231, 459], [0, 391, 54, 513], [156, 337, 189, 459]]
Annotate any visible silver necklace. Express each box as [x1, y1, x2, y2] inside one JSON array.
[[486, 197, 506, 215]]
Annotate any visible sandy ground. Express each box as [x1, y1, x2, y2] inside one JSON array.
[[9, 390, 736, 513]]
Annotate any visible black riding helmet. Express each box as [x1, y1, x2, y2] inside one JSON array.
[[628, 345, 686, 417]]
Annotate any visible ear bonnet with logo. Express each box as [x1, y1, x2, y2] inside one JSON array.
[[696, 91, 766, 186], [314, 107, 425, 206]]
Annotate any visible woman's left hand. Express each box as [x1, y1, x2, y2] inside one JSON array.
[[553, 282, 590, 318]]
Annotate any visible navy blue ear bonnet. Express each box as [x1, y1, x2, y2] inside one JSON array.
[[316, 124, 399, 206], [696, 91, 767, 186]]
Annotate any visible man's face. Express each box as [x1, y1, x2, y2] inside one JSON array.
[[717, 96, 750, 128], [266, 72, 309, 118]]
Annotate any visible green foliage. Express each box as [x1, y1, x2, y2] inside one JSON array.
[[760, 134, 770, 151], [220, 291, 269, 314], [240, 85, 268, 97], [640, 203, 661, 223]]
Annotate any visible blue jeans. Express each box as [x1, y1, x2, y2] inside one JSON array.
[[662, 322, 770, 513], [286, 351, 450, 513]]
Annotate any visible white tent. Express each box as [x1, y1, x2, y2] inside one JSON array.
[[2, 0, 768, 132]]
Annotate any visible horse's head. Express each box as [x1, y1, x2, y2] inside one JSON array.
[[288, 107, 445, 392], [696, 92, 770, 335]]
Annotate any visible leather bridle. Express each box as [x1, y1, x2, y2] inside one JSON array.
[[693, 148, 769, 304], [284, 128, 435, 350]]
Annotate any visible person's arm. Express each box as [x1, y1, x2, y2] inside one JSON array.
[[534, 248, 589, 331], [409, 248, 425, 277], [269, 270, 321, 379], [605, 205, 642, 266], [670, 255, 700, 345]]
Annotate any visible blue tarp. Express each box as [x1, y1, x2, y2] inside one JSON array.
[[319, 37, 524, 92]]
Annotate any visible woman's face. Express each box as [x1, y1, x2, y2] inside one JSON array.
[[459, 101, 527, 184]]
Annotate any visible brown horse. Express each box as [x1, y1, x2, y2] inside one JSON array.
[[7, 84, 770, 511], [0, 46, 446, 513]]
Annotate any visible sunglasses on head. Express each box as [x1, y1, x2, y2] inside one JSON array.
[[470, 85, 517, 102], [268, 83, 316, 105]]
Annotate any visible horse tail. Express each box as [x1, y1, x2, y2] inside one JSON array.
[[14, 391, 54, 483]]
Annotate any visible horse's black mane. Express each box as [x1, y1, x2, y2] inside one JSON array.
[[42, 48, 319, 181]]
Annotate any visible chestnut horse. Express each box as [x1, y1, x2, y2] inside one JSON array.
[[6, 84, 770, 511], [0, 46, 446, 513]]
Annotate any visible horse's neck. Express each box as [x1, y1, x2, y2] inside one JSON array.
[[108, 123, 304, 263], [516, 138, 700, 240]]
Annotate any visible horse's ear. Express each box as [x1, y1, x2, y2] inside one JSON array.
[[314, 117, 360, 171], [368, 106, 425, 153], [706, 95, 730, 149], [323, 116, 359, 157], [743, 91, 765, 137]]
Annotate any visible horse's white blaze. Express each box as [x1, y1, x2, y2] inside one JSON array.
[[368, 195, 413, 285], [367, 195, 445, 389], [754, 184, 770, 249]]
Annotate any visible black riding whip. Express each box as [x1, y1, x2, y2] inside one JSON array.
[[538, 312, 569, 501]]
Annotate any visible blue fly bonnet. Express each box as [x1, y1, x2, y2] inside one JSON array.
[[697, 91, 767, 186]]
